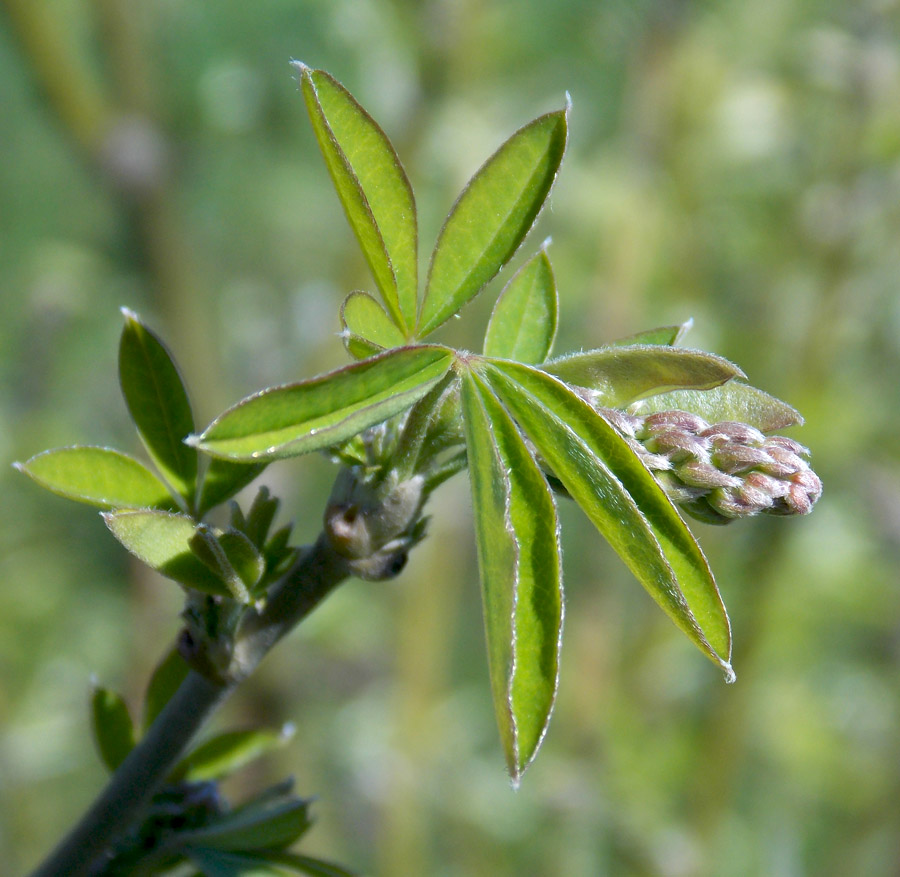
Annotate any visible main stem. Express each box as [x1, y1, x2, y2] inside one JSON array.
[[30, 534, 350, 877]]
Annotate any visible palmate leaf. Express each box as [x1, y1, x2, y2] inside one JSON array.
[[635, 381, 803, 433], [483, 248, 558, 364], [418, 107, 568, 338], [191, 346, 453, 461], [460, 370, 562, 782], [14, 446, 175, 510], [297, 64, 417, 332], [543, 345, 744, 407], [119, 309, 198, 503], [479, 359, 733, 676]]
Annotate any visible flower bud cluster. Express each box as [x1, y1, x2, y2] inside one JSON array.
[[600, 407, 822, 524]]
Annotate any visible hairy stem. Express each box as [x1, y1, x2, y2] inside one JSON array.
[[30, 534, 351, 877]]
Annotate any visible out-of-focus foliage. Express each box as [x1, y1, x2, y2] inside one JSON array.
[[1, 1, 899, 875]]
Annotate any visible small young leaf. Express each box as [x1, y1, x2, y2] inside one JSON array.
[[181, 796, 311, 850], [610, 320, 692, 347], [191, 346, 454, 461], [298, 64, 418, 332], [340, 291, 407, 358], [634, 382, 803, 433], [197, 460, 267, 517], [543, 345, 745, 407], [91, 686, 136, 772], [460, 370, 563, 781], [103, 510, 232, 597], [418, 108, 568, 338], [171, 727, 291, 783], [14, 446, 175, 510], [189, 527, 263, 602], [482, 360, 732, 674], [143, 647, 190, 732], [483, 248, 558, 364], [119, 309, 197, 502]]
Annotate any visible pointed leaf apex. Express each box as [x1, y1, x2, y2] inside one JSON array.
[[289, 59, 309, 76], [540, 237, 553, 251], [120, 306, 140, 323], [564, 92, 573, 113], [183, 433, 201, 448], [723, 663, 737, 684], [11, 461, 24, 473]]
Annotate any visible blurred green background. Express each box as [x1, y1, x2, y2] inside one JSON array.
[[2, 1, 899, 874]]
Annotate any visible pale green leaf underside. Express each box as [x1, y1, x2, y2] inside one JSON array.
[[299, 66, 417, 332], [543, 345, 744, 407], [172, 728, 288, 783], [91, 686, 136, 773], [16, 446, 174, 510], [460, 370, 562, 780], [481, 360, 731, 671], [194, 346, 454, 461], [119, 310, 197, 501], [341, 291, 407, 357], [634, 382, 803, 433], [103, 510, 231, 597], [419, 109, 567, 337], [483, 249, 558, 364]]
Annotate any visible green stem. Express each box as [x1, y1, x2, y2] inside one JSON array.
[[29, 534, 351, 877]]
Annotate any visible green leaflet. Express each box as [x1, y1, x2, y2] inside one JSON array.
[[143, 647, 189, 732], [189, 526, 265, 602], [418, 108, 568, 338], [171, 727, 290, 783], [14, 446, 175, 510], [635, 381, 804, 433], [483, 248, 558, 364], [192, 346, 453, 461], [460, 370, 562, 781], [103, 510, 233, 597], [340, 291, 407, 359], [197, 460, 267, 517], [543, 345, 744, 407], [186, 848, 357, 877], [481, 360, 732, 674], [298, 65, 417, 332], [90, 686, 136, 773], [181, 797, 311, 851], [119, 310, 197, 503], [609, 320, 693, 347]]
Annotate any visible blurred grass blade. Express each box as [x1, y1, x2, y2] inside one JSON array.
[[103, 510, 232, 597], [191, 346, 453, 461], [298, 64, 417, 332], [340, 291, 407, 359], [483, 248, 558, 364], [197, 460, 267, 516], [171, 727, 291, 783], [482, 360, 732, 674], [460, 370, 562, 781], [119, 309, 197, 502], [544, 346, 744, 407], [15, 446, 175, 510], [90, 685, 136, 773], [418, 108, 568, 337], [143, 647, 190, 732], [636, 382, 804, 432]]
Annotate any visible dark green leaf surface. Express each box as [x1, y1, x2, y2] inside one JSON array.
[[460, 370, 562, 781], [340, 291, 407, 358], [143, 648, 190, 732], [544, 345, 744, 407], [103, 510, 232, 596], [119, 310, 197, 501], [418, 108, 567, 337], [483, 248, 558, 364], [298, 65, 417, 331], [182, 797, 311, 851], [90, 686, 136, 773], [172, 727, 289, 783], [192, 346, 453, 461], [15, 446, 175, 510], [186, 848, 289, 876], [635, 382, 803, 432], [197, 459, 267, 516], [482, 360, 732, 673]]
